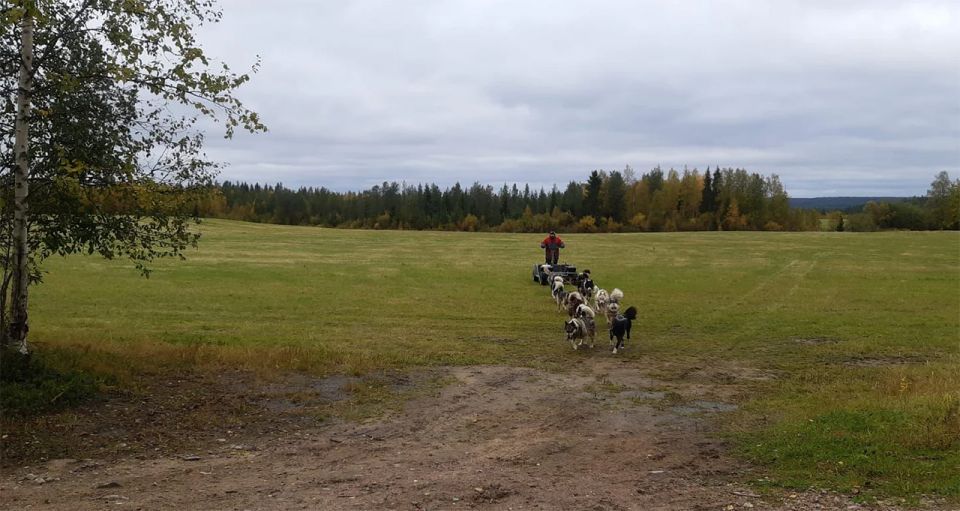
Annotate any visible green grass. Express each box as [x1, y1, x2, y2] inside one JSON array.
[[0, 350, 107, 416], [27, 219, 960, 500]]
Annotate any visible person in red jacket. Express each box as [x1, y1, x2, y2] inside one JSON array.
[[540, 231, 565, 265]]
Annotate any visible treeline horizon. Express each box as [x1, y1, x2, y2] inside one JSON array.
[[197, 167, 959, 232]]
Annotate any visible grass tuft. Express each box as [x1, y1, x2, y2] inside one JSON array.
[[0, 348, 107, 416]]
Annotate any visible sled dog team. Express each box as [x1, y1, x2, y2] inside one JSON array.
[[541, 266, 637, 354]]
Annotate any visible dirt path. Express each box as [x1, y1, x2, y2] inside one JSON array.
[[1, 360, 920, 510]]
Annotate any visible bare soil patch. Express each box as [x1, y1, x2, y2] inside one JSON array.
[[839, 355, 930, 367], [792, 337, 842, 346], [1, 370, 268, 465], [0, 360, 935, 510]]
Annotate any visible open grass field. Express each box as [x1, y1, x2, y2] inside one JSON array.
[[11, 219, 960, 505]]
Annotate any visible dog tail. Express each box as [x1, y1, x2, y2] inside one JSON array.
[[624, 306, 638, 320], [610, 288, 624, 301], [577, 304, 595, 318]]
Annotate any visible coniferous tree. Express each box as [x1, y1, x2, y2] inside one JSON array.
[[548, 185, 560, 213], [712, 168, 725, 222], [584, 171, 604, 218], [602, 171, 627, 222], [561, 181, 584, 217], [499, 184, 510, 219], [701, 167, 715, 214], [647, 166, 664, 193]]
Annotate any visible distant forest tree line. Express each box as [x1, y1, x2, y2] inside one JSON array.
[[197, 168, 959, 232], [835, 171, 959, 231]]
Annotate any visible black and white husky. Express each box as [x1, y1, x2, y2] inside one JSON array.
[[550, 275, 564, 292], [575, 304, 597, 346], [609, 306, 638, 354], [604, 301, 620, 326], [603, 288, 624, 323], [575, 303, 595, 319], [609, 288, 624, 306], [578, 276, 595, 303], [565, 317, 592, 350], [552, 281, 567, 311], [563, 291, 585, 316], [593, 288, 609, 318]]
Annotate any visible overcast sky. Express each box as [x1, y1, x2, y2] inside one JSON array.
[[198, 0, 959, 197]]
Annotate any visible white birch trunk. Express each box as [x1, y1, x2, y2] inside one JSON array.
[[10, 7, 34, 354]]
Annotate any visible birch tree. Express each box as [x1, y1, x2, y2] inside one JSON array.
[[7, 3, 32, 354], [0, 0, 265, 352]]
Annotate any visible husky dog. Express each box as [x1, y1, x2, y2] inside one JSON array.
[[565, 317, 591, 350], [578, 272, 596, 303], [610, 306, 638, 354], [594, 288, 609, 317], [576, 269, 592, 286], [575, 304, 597, 346], [609, 288, 624, 306], [605, 301, 620, 326], [552, 282, 567, 311], [575, 303, 595, 319], [563, 291, 585, 316], [551, 275, 564, 292]]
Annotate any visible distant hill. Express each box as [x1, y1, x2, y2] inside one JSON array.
[[789, 196, 911, 211]]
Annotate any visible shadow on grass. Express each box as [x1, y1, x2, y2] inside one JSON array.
[[0, 348, 108, 417]]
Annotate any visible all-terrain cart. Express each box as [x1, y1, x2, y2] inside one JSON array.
[[532, 263, 578, 286]]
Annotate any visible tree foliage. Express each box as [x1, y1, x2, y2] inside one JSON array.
[[583, 170, 603, 219], [927, 171, 960, 230], [1, 0, 264, 346], [200, 166, 825, 232], [844, 172, 960, 231]]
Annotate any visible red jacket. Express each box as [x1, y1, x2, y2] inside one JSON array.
[[540, 235, 565, 251]]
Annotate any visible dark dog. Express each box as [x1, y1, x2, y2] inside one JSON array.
[[565, 317, 591, 350], [609, 306, 638, 354], [564, 291, 585, 317], [576, 269, 591, 285], [577, 275, 595, 303]]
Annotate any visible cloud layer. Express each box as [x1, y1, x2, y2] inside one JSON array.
[[198, 0, 960, 196]]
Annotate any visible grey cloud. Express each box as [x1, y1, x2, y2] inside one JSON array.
[[197, 0, 960, 196]]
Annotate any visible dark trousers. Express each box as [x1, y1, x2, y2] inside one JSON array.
[[545, 249, 559, 265]]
